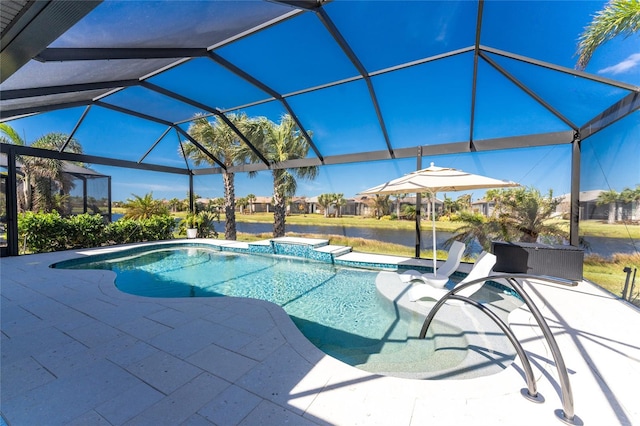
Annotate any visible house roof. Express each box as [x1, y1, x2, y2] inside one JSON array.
[[558, 189, 606, 203]]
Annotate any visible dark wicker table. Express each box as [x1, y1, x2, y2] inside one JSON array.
[[491, 241, 584, 282]]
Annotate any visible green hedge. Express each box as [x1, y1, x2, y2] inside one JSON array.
[[17, 212, 176, 254]]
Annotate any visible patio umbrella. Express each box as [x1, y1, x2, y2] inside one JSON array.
[[359, 162, 519, 271]]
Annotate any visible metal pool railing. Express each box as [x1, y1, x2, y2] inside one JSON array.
[[418, 273, 582, 425]]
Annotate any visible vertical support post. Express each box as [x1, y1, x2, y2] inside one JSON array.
[[623, 267, 632, 300], [570, 133, 581, 247], [82, 176, 88, 214], [189, 173, 194, 213], [6, 148, 19, 256], [415, 146, 422, 258], [107, 176, 112, 222]]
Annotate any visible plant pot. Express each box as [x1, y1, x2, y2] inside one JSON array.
[[186, 228, 197, 239]]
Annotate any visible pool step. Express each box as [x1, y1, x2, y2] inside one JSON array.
[[314, 244, 352, 257]]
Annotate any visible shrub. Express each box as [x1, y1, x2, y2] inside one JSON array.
[[66, 214, 106, 248], [18, 211, 67, 253], [17, 212, 176, 253], [140, 215, 176, 240], [105, 215, 175, 244], [105, 219, 143, 245]]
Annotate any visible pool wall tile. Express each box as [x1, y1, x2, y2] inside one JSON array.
[[308, 251, 333, 263], [271, 242, 312, 258], [248, 245, 273, 255]]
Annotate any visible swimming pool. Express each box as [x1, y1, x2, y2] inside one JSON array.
[[53, 244, 471, 377]]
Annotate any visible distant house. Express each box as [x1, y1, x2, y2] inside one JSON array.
[[241, 193, 449, 218], [472, 199, 496, 216], [287, 196, 309, 214], [251, 196, 273, 213], [348, 195, 442, 218], [557, 190, 609, 221]]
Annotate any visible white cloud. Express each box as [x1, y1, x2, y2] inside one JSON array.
[[598, 53, 640, 75]]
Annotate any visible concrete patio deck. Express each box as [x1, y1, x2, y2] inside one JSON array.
[[1, 242, 639, 425]]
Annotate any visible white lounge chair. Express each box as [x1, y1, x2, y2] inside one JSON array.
[[399, 241, 465, 287], [407, 251, 497, 302]]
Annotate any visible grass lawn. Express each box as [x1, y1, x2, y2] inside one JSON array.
[[230, 212, 463, 232], [579, 220, 640, 239], [583, 253, 640, 305]]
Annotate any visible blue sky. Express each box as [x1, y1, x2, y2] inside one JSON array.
[[3, 0, 639, 203]]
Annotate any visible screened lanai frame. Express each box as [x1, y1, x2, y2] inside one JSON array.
[[1, 0, 639, 257]]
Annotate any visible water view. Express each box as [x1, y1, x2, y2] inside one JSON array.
[[236, 222, 634, 259], [110, 214, 634, 258]]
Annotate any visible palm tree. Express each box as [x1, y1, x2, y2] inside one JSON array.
[[168, 197, 181, 213], [394, 193, 406, 218], [456, 194, 472, 212], [576, 0, 640, 70], [620, 185, 640, 221], [370, 194, 391, 219], [317, 193, 333, 218], [242, 115, 318, 237], [184, 113, 251, 240], [246, 193, 256, 214], [0, 124, 83, 212], [332, 193, 346, 218], [236, 197, 248, 214], [402, 204, 417, 221], [448, 211, 503, 251], [123, 193, 168, 219], [597, 189, 620, 224], [487, 187, 568, 243]]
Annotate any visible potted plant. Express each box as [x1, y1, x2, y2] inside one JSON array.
[[179, 211, 219, 239], [181, 213, 199, 239]]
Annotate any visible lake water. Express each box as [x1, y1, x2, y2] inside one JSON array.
[[235, 222, 636, 258], [111, 214, 636, 258]]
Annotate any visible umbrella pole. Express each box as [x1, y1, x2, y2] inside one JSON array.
[[415, 146, 422, 258], [415, 196, 421, 258], [432, 194, 437, 274]]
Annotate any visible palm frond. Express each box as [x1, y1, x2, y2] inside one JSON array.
[[576, 0, 640, 70]]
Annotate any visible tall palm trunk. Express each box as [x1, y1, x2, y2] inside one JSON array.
[[223, 171, 236, 240], [272, 169, 287, 237], [22, 174, 33, 212], [608, 202, 616, 224]]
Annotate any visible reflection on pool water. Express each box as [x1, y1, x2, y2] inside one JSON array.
[[54, 246, 469, 377]]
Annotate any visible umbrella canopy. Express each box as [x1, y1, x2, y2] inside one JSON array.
[[360, 163, 519, 195], [360, 163, 519, 270]]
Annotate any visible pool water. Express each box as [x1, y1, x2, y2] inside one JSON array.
[[56, 246, 467, 376]]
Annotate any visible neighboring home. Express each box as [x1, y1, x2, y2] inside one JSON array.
[[351, 195, 443, 218], [394, 196, 444, 218], [557, 190, 609, 221], [472, 198, 496, 217], [238, 194, 448, 218], [288, 196, 309, 215], [348, 195, 374, 216], [250, 196, 273, 213], [304, 196, 321, 214]]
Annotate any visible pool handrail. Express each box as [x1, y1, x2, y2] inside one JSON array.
[[418, 273, 580, 425]]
